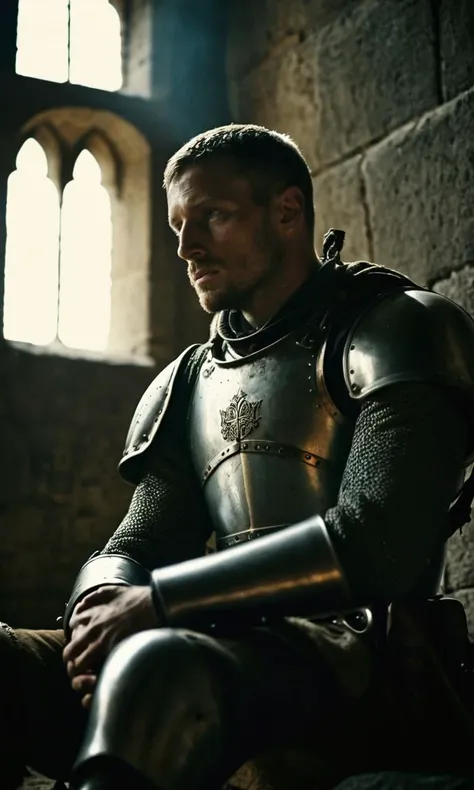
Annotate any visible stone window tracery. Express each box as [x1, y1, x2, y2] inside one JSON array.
[[3, 109, 151, 358]]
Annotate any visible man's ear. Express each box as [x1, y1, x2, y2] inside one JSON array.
[[277, 186, 305, 231]]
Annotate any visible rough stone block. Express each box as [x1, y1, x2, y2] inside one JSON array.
[[362, 87, 474, 283], [227, 0, 309, 80], [313, 154, 371, 262], [310, 0, 438, 169], [445, 523, 474, 594], [230, 0, 438, 172], [433, 265, 474, 316], [228, 0, 370, 81], [230, 35, 321, 172], [451, 588, 474, 640], [440, 0, 474, 101]]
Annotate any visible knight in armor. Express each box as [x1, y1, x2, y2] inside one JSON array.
[[1, 124, 474, 790]]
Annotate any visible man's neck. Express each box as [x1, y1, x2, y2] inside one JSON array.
[[242, 253, 321, 329]]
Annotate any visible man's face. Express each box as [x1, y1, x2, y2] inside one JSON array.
[[167, 159, 284, 314]]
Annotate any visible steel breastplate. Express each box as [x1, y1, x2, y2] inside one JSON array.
[[188, 330, 355, 549]]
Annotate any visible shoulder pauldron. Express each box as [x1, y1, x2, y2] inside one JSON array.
[[344, 288, 474, 402], [119, 344, 201, 483]]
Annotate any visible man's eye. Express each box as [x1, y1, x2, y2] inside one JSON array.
[[208, 209, 228, 221]]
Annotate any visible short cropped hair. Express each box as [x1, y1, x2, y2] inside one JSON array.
[[163, 124, 315, 231]]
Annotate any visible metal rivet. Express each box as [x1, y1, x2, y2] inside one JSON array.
[[349, 369, 354, 375], [265, 445, 270, 451], [242, 442, 248, 450], [350, 344, 355, 351], [305, 453, 312, 460], [142, 433, 148, 441], [351, 383, 359, 391], [256, 444, 261, 450]]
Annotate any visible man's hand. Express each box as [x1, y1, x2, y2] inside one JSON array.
[[63, 585, 159, 708]]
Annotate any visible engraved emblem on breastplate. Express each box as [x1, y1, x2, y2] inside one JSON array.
[[220, 389, 262, 442]]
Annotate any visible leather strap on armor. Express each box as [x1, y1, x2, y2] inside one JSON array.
[[63, 553, 150, 636], [151, 515, 352, 628]]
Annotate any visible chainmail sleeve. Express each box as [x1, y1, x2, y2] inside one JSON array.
[[100, 346, 213, 570], [326, 382, 467, 601], [100, 466, 212, 570]]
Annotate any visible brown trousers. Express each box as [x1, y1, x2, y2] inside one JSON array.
[[0, 626, 86, 788]]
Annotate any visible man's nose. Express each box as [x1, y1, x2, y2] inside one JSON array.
[[177, 222, 207, 262]]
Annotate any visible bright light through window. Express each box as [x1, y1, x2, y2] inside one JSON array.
[[16, 0, 122, 91], [4, 145, 113, 352], [70, 0, 122, 92], [16, 0, 69, 84], [58, 150, 113, 351], [3, 139, 60, 346]]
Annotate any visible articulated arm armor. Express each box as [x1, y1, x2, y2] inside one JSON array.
[[67, 284, 474, 634], [151, 516, 351, 627], [148, 288, 474, 628]]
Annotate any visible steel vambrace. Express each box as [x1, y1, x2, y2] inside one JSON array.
[[63, 553, 150, 636], [151, 516, 352, 628]]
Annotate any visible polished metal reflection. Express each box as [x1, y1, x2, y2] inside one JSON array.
[[188, 330, 354, 543]]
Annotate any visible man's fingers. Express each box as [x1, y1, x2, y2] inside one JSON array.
[[82, 693, 94, 710], [67, 639, 104, 676], [74, 586, 124, 615], [64, 623, 97, 663], [72, 673, 97, 695], [67, 658, 95, 680]]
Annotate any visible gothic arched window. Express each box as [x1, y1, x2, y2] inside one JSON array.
[[3, 109, 151, 358], [16, 0, 122, 91], [4, 144, 114, 352], [3, 138, 60, 346]]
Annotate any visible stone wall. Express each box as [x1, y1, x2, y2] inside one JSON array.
[[0, 0, 228, 627], [227, 0, 474, 631]]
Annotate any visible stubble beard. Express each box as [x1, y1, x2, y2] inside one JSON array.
[[192, 221, 284, 315]]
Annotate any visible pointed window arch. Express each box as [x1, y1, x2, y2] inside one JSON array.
[[3, 138, 60, 346], [16, 0, 122, 91], [4, 109, 151, 359], [58, 150, 113, 351]]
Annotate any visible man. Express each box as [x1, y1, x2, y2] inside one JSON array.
[[2, 124, 474, 790]]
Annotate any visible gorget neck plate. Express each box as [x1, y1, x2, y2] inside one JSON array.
[[188, 330, 354, 549]]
